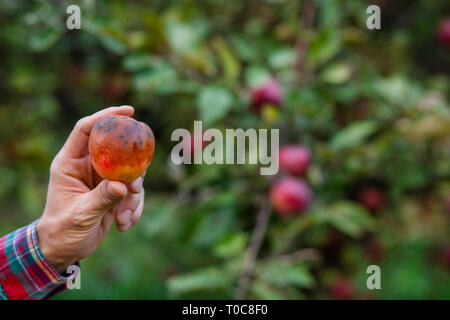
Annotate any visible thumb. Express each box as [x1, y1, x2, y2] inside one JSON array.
[[85, 180, 127, 215]]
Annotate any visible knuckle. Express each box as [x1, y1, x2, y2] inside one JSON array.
[[96, 184, 112, 208], [74, 117, 88, 133], [130, 193, 142, 209]]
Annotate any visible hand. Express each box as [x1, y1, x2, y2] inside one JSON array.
[[37, 106, 146, 273]]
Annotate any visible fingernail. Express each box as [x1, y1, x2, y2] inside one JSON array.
[[131, 177, 143, 193], [122, 222, 132, 232], [118, 209, 132, 224]]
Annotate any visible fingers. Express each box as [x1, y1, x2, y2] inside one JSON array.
[[127, 176, 143, 194], [100, 209, 116, 237], [131, 201, 144, 225], [116, 200, 143, 232], [116, 173, 146, 231], [116, 173, 145, 232], [61, 106, 134, 159], [115, 187, 144, 232], [84, 180, 128, 216]]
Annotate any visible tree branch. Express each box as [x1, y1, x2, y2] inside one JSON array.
[[295, 0, 317, 83], [235, 198, 271, 300], [277, 248, 321, 264]]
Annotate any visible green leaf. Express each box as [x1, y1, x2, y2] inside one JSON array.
[[271, 215, 316, 253], [168, 268, 228, 295], [325, 201, 375, 238], [330, 121, 377, 151], [123, 54, 154, 71], [269, 48, 296, 69], [308, 28, 341, 67], [317, 0, 341, 28], [373, 76, 422, 107], [165, 20, 207, 53], [98, 35, 127, 55], [244, 67, 271, 87], [197, 86, 234, 125], [259, 261, 315, 288], [212, 38, 241, 81], [320, 62, 351, 85], [214, 233, 247, 258], [133, 63, 178, 94], [29, 27, 63, 52], [250, 281, 285, 300], [191, 208, 235, 248], [142, 205, 174, 238]]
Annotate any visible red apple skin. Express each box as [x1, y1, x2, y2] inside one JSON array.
[[329, 278, 355, 300], [358, 187, 386, 212], [279, 145, 311, 175], [270, 178, 313, 216], [438, 19, 450, 46], [89, 115, 155, 182], [250, 78, 283, 113]]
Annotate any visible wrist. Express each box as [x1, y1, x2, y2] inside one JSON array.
[[36, 219, 73, 274]]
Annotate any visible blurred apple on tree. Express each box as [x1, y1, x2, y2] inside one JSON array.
[[329, 278, 355, 300], [249, 78, 283, 113], [279, 145, 311, 176], [270, 177, 313, 216], [358, 187, 386, 212], [438, 18, 450, 46]]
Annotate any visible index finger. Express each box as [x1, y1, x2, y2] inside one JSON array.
[[61, 106, 134, 159]]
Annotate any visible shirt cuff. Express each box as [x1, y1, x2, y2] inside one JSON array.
[[0, 220, 70, 300]]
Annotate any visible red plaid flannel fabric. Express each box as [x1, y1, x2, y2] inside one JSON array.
[[0, 220, 68, 300]]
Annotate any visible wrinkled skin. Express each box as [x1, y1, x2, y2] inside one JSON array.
[[89, 115, 155, 183]]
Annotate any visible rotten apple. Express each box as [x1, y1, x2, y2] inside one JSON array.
[[89, 115, 155, 182]]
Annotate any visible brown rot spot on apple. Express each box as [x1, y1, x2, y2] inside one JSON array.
[[89, 115, 155, 182]]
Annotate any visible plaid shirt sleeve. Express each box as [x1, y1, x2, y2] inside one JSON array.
[[0, 220, 70, 300]]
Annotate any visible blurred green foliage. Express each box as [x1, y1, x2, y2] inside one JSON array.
[[0, 0, 450, 299]]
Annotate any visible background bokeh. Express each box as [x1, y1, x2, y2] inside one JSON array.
[[1, 0, 450, 299]]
